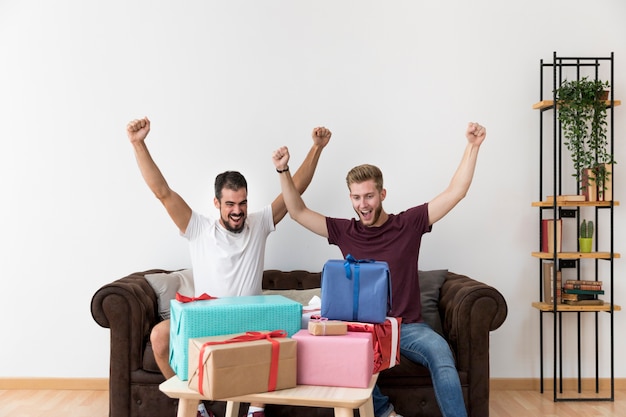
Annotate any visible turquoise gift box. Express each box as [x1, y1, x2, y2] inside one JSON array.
[[169, 295, 302, 380]]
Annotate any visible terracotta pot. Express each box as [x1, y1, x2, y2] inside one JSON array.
[[598, 90, 610, 101], [581, 168, 597, 202]]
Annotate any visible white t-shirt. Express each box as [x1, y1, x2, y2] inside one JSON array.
[[182, 205, 275, 297]]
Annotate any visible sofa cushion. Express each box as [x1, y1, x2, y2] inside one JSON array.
[[142, 341, 162, 373], [145, 269, 194, 320], [419, 269, 447, 335]]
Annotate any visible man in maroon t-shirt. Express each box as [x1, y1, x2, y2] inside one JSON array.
[[272, 122, 486, 417]]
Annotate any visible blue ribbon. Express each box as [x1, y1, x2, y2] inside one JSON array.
[[343, 254, 376, 320]]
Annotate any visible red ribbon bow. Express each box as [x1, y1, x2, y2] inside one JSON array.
[[175, 292, 217, 303], [197, 330, 286, 396]]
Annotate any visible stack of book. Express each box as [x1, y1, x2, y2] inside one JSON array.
[[561, 280, 604, 306]]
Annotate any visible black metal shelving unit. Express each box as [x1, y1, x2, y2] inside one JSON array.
[[531, 52, 620, 402]]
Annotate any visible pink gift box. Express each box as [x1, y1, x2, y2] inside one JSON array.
[[292, 329, 373, 388]]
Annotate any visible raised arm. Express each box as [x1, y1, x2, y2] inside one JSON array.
[[427, 122, 486, 225], [270, 127, 331, 226], [127, 117, 192, 233], [272, 145, 329, 238]]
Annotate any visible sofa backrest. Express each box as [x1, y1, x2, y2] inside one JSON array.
[[262, 270, 321, 290]]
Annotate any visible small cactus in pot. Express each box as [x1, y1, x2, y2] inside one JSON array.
[[580, 219, 594, 238], [579, 219, 594, 252]]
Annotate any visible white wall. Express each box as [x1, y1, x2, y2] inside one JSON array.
[[1, 0, 625, 380]]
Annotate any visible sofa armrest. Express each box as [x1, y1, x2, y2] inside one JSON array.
[[439, 271, 507, 416], [91, 270, 165, 374], [439, 272, 507, 370]]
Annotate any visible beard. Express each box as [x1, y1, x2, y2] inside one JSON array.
[[356, 204, 382, 227], [221, 213, 246, 233]]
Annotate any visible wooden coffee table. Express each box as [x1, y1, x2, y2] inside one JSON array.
[[159, 374, 378, 417]]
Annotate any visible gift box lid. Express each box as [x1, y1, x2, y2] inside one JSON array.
[[190, 333, 297, 367], [171, 295, 303, 334], [173, 294, 301, 308]]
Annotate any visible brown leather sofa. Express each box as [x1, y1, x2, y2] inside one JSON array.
[[91, 269, 507, 417]]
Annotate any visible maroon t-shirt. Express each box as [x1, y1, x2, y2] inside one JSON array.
[[326, 203, 431, 323]]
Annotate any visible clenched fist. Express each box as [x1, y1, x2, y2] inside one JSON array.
[[311, 126, 332, 148], [272, 146, 290, 172], [127, 117, 151, 144]]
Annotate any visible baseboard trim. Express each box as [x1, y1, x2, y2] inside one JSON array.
[[491, 378, 626, 391], [0, 378, 108, 390]]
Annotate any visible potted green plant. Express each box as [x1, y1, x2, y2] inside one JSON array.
[[555, 77, 615, 200], [579, 219, 593, 253]]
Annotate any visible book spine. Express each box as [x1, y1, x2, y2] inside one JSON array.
[[563, 283, 602, 291], [562, 288, 604, 295], [565, 280, 602, 285], [543, 262, 561, 303], [541, 219, 562, 253]]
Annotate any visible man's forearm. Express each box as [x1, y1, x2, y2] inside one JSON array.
[[279, 170, 307, 219], [290, 144, 325, 194], [448, 142, 481, 199], [132, 141, 172, 200]]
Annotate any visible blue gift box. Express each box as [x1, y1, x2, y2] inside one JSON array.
[[321, 255, 391, 324], [169, 295, 302, 380]]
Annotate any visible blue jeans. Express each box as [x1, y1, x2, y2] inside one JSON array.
[[373, 322, 467, 417]]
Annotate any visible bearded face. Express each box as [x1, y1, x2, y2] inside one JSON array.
[[215, 188, 248, 233], [349, 179, 386, 227]]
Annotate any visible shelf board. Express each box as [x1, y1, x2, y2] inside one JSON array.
[[532, 301, 621, 312], [532, 201, 619, 207], [531, 252, 621, 259], [532, 99, 621, 110]]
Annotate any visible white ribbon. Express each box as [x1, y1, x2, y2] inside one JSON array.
[[386, 317, 399, 369]]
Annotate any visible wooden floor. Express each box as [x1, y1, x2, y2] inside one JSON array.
[[1, 388, 625, 417], [0, 389, 109, 417]]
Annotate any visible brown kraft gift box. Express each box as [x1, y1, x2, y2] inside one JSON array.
[[308, 318, 348, 336], [187, 331, 297, 399]]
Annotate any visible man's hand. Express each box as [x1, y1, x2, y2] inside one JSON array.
[[127, 117, 151, 144], [466, 122, 486, 146], [312, 126, 332, 148], [272, 146, 290, 171]]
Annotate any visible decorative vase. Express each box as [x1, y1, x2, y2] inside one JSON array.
[[579, 237, 593, 253], [598, 90, 610, 101], [581, 168, 597, 202]]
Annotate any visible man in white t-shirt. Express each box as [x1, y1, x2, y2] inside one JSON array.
[[127, 117, 331, 417]]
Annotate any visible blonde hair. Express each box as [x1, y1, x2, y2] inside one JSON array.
[[346, 164, 384, 192]]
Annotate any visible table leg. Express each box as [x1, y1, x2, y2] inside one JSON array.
[[176, 399, 199, 417], [225, 401, 241, 417], [358, 396, 375, 417], [333, 407, 355, 417]]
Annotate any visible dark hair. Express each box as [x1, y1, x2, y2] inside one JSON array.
[[214, 171, 248, 200], [346, 164, 384, 192]]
